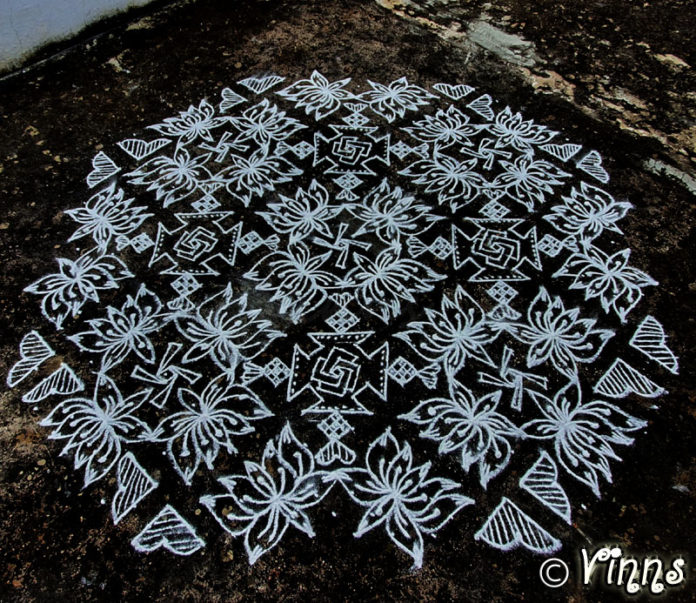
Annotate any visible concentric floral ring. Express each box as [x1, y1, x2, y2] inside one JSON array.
[[7, 72, 679, 568]]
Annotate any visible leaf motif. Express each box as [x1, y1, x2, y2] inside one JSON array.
[[112, 453, 158, 524], [593, 358, 665, 399], [87, 152, 119, 188], [519, 450, 571, 523], [22, 363, 84, 403], [131, 505, 204, 555], [7, 331, 54, 387], [629, 316, 679, 374], [475, 497, 561, 553]]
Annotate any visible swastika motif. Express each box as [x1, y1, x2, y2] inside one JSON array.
[[7, 72, 676, 569]]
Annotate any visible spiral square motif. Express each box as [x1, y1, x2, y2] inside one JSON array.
[[7, 71, 678, 568]]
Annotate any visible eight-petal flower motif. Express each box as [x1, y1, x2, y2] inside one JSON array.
[[554, 247, 657, 323], [347, 179, 443, 244], [216, 147, 302, 204], [156, 379, 272, 485], [148, 99, 228, 145], [259, 179, 340, 244], [522, 383, 647, 496], [544, 182, 633, 245], [506, 287, 614, 378], [245, 242, 337, 322], [493, 156, 570, 211], [400, 379, 523, 488], [340, 429, 473, 568], [360, 77, 436, 122], [345, 247, 445, 322], [403, 105, 481, 148], [175, 284, 282, 371], [489, 107, 558, 153], [201, 424, 333, 564], [40, 376, 152, 487], [69, 285, 164, 371], [65, 182, 152, 250], [229, 99, 306, 146], [25, 253, 132, 329], [400, 153, 483, 211], [277, 71, 355, 119], [127, 148, 213, 207], [396, 285, 500, 375]]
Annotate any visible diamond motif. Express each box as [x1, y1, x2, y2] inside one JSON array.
[[318, 412, 353, 440], [264, 357, 290, 387], [292, 141, 314, 159], [388, 357, 417, 386], [192, 195, 221, 213], [480, 199, 510, 220], [334, 173, 362, 190], [343, 111, 370, 128], [130, 233, 155, 253], [487, 280, 518, 305], [171, 273, 201, 296], [326, 307, 360, 332], [429, 236, 452, 260], [237, 231, 263, 254], [390, 140, 414, 161], [537, 234, 564, 257]]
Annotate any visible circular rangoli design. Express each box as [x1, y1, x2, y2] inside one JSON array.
[[7, 72, 679, 567]]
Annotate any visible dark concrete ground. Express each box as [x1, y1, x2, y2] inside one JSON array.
[[0, 0, 695, 600]]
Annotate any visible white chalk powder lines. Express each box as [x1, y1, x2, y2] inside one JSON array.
[[8, 72, 678, 564], [7, 331, 55, 387], [112, 453, 158, 524], [131, 505, 204, 556]]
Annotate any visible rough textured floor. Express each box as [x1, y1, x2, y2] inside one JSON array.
[[0, 0, 694, 600]]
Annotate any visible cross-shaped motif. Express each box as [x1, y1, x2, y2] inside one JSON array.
[[477, 346, 548, 411], [313, 223, 371, 269], [460, 137, 513, 169]]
